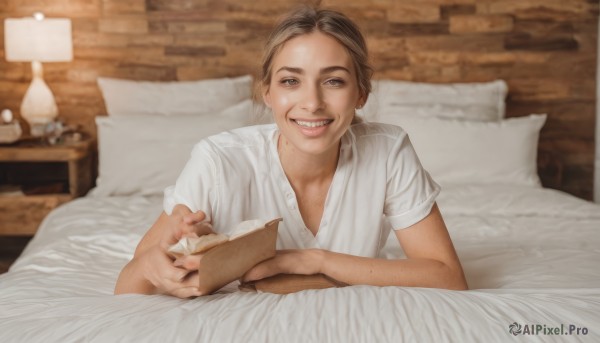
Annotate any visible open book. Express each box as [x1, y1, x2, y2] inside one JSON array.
[[168, 218, 282, 295], [169, 218, 345, 295]]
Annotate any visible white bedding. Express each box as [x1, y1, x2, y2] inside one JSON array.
[[1, 186, 599, 342]]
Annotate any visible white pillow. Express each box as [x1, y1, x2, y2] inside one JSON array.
[[359, 79, 508, 122], [380, 114, 547, 187], [97, 75, 253, 116], [92, 100, 253, 196]]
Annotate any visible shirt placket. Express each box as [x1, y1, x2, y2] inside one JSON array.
[[270, 131, 318, 248], [282, 180, 318, 248]]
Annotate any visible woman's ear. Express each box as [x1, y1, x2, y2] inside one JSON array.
[[262, 87, 272, 108], [356, 93, 367, 110]]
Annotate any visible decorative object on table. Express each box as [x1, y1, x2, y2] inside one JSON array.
[[0, 108, 22, 143], [26, 119, 84, 146], [3, 12, 73, 137], [46, 120, 84, 145], [44, 120, 64, 145], [1, 109, 13, 123]]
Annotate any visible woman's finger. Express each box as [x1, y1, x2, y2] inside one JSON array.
[[174, 255, 202, 271], [183, 210, 207, 225], [166, 271, 202, 298], [180, 271, 200, 288], [194, 222, 215, 236], [172, 204, 193, 216], [158, 266, 194, 287], [171, 286, 203, 298]]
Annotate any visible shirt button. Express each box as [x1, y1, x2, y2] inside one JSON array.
[[286, 192, 293, 199]]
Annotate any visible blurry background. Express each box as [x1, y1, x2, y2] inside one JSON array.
[[0, 0, 597, 199]]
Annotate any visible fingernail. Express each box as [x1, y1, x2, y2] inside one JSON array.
[[174, 259, 184, 267]]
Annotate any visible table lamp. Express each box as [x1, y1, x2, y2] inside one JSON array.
[[4, 12, 72, 136]]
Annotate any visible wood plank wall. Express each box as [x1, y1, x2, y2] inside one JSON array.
[[0, 0, 597, 200]]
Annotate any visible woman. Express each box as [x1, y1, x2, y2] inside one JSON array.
[[115, 6, 468, 298]]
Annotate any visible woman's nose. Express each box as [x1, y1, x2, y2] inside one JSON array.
[[299, 83, 324, 113]]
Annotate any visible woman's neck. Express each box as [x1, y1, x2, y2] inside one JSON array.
[[277, 135, 340, 186]]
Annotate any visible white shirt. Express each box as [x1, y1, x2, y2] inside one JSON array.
[[164, 123, 440, 258]]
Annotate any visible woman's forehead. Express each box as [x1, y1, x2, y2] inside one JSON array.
[[273, 31, 354, 73]]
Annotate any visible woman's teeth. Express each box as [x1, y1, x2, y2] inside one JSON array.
[[294, 120, 331, 128]]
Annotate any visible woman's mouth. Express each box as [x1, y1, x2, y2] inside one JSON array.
[[291, 119, 334, 137], [292, 119, 333, 128]]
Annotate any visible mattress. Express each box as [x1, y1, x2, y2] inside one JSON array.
[[1, 185, 599, 342]]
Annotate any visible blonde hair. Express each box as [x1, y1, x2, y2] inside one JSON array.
[[259, 6, 372, 124]]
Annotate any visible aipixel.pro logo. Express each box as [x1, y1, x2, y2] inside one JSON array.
[[508, 322, 588, 336]]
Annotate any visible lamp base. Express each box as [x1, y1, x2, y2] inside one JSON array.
[[28, 122, 50, 137], [20, 61, 59, 136]]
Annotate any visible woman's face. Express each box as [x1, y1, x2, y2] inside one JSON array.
[[263, 31, 363, 157]]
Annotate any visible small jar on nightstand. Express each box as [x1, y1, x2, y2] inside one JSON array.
[[0, 109, 22, 144]]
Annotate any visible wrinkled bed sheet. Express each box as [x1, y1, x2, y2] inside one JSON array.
[[1, 185, 599, 342]]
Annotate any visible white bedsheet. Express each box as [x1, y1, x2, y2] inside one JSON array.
[[1, 185, 599, 342]]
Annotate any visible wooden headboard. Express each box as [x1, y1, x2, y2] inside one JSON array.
[[0, 0, 597, 200]]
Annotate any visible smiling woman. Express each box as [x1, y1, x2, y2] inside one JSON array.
[[265, 32, 359, 161], [114, 5, 468, 297]]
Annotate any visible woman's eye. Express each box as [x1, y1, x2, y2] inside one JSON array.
[[325, 79, 345, 87], [280, 79, 298, 86]]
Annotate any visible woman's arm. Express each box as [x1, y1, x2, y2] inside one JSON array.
[[243, 204, 468, 290], [114, 206, 214, 297], [323, 204, 467, 289]]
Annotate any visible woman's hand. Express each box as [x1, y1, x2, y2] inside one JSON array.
[[152, 205, 214, 297], [162, 204, 214, 248], [115, 205, 214, 297], [242, 249, 325, 283], [136, 245, 203, 298]]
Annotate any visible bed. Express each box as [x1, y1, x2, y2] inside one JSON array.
[[0, 77, 598, 342]]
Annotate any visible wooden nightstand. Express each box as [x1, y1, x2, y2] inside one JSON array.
[[0, 137, 94, 236]]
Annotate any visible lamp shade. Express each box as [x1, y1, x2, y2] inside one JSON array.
[[4, 17, 72, 62]]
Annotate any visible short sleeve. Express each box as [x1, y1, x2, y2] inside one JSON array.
[[163, 141, 218, 218], [384, 133, 441, 230]]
